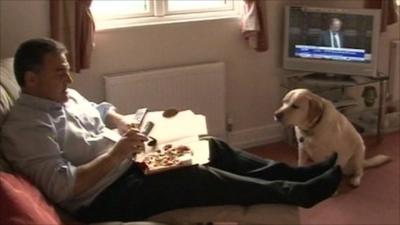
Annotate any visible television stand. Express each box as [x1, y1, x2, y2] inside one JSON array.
[[299, 73, 357, 86], [281, 72, 389, 144]]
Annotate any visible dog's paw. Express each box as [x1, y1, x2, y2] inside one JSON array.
[[349, 176, 361, 187]]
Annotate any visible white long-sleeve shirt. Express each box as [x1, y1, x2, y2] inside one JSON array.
[[1, 89, 132, 212]]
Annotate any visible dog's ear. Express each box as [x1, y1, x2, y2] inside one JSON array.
[[283, 89, 296, 102], [307, 96, 323, 124]]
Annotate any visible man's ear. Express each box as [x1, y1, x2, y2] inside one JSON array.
[[24, 71, 38, 88], [307, 96, 323, 124]]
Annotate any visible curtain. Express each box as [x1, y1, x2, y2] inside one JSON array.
[[365, 0, 399, 32], [240, 0, 268, 52], [50, 0, 95, 73]]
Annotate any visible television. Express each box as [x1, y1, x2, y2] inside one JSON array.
[[283, 5, 381, 77]]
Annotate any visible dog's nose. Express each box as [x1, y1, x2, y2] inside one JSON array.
[[274, 112, 283, 121]]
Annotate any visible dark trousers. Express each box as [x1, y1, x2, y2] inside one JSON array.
[[76, 138, 341, 222]]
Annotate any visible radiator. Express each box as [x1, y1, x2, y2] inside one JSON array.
[[104, 62, 226, 139]]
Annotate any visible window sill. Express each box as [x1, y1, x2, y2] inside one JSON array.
[[95, 11, 240, 32]]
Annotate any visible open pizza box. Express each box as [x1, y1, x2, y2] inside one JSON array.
[[104, 110, 210, 174]]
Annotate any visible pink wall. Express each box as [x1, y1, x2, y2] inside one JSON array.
[[0, 0, 49, 57]]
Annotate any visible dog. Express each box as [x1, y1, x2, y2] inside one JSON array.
[[274, 88, 390, 187]]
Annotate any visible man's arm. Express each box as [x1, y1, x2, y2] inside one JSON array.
[[69, 92, 145, 195], [1, 120, 141, 202], [73, 129, 147, 196], [73, 151, 121, 196]]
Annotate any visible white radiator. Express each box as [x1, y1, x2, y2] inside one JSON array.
[[104, 62, 226, 139]]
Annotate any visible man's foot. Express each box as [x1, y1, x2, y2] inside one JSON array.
[[289, 165, 342, 208], [295, 152, 338, 181]]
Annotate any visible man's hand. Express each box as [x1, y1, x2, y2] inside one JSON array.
[[106, 108, 137, 135], [109, 129, 148, 162], [115, 116, 137, 135]]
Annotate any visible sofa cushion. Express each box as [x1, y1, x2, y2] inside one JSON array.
[[0, 58, 20, 102], [0, 57, 19, 127], [0, 85, 14, 125], [148, 204, 299, 225], [0, 58, 19, 172], [0, 172, 63, 225]]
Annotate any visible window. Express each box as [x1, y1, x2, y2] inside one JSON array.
[[167, 0, 234, 14], [91, 0, 241, 30], [90, 0, 151, 20]]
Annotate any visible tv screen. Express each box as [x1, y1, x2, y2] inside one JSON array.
[[283, 6, 381, 77]]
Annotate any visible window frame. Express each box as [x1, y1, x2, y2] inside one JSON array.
[[91, 0, 241, 31]]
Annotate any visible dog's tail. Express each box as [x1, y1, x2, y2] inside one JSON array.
[[363, 154, 391, 168]]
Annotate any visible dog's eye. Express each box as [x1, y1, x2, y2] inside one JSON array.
[[291, 104, 299, 109]]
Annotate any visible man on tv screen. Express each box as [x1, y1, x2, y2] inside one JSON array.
[[317, 18, 344, 48]]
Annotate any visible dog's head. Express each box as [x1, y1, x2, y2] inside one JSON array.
[[274, 89, 324, 129]]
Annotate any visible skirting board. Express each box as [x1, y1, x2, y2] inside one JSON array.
[[227, 124, 285, 149]]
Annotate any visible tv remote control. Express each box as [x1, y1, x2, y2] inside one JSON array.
[[142, 121, 154, 136], [132, 108, 147, 126]]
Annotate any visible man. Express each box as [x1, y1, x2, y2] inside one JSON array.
[[318, 18, 345, 48], [1, 38, 342, 222]]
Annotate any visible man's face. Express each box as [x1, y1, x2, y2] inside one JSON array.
[[330, 19, 342, 32], [31, 52, 73, 103]]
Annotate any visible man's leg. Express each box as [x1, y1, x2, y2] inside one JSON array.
[[76, 162, 342, 222], [206, 137, 337, 182]]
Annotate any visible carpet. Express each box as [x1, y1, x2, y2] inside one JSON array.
[[246, 131, 400, 225]]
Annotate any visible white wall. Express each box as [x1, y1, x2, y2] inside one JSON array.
[[1, 0, 398, 147]]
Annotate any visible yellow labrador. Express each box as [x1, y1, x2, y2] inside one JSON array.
[[274, 88, 390, 187]]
